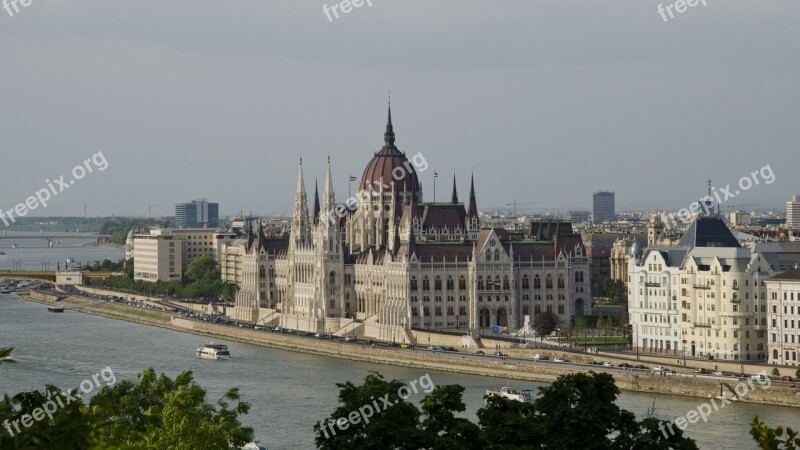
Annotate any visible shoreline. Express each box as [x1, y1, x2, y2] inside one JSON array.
[[18, 293, 800, 408]]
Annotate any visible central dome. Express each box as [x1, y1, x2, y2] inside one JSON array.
[[360, 107, 419, 193]]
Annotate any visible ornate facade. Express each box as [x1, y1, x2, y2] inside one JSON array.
[[225, 107, 591, 341]]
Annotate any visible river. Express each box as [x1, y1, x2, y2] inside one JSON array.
[[1, 295, 798, 449], [0, 231, 124, 271]]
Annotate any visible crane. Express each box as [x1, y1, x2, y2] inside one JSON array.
[[506, 201, 538, 217]]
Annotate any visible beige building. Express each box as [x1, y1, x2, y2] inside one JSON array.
[[133, 231, 183, 282], [787, 195, 800, 229], [765, 268, 800, 366], [133, 228, 236, 282], [628, 215, 800, 362]]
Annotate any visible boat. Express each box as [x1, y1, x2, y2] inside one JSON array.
[[48, 307, 65, 313], [241, 439, 268, 450], [196, 342, 231, 360], [485, 386, 535, 404]]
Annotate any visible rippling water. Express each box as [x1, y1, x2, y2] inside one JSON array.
[[1, 295, 798, 449]]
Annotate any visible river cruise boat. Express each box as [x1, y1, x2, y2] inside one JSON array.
[[196, 342, 231, 360], [485, 386, 535, 404], [47, 307, 65, 313]]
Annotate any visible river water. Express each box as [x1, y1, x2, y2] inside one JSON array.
[[0, 231, 124, 271], [1, 295, 798, 449]]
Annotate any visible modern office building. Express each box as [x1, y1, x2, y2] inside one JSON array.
[[787, 195, 800, 229], [175, 199, 219, 228], [592, 191, 616, 223], [132, 228, 236, 282]]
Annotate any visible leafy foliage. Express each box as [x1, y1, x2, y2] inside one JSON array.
[[0, 368, 253, 450], [94, 256, 238, 300], [533, 311, 559, 337], [316, 371, 698, 450], [751, 416, 800, 450]]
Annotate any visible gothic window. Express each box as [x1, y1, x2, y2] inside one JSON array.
[[494, 249, 500, 261], [424, 307, 430, 316], [503, 276, 509, 290], [329, 271, 336, 285], [546, 275, 553, 289], [459, 276, 466, 290], [423, 277, 430, 290], [523, 305, 529, 316], [534, 275, 541, 289], [434, 276, 442, 290], [435, 307, 442, 316], [411, 307, 418, 317], [446, 276, 454, 290], [477, 276, 484, 290], [522, 275, 529, 289], [410, 277, 418, 290], [558, 274, 565, 289]]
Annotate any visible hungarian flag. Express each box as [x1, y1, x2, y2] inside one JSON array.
[[349, 175, 357, 181]]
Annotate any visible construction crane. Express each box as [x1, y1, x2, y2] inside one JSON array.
[[506, 201, 538, 217]]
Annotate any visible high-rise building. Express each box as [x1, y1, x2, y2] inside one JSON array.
[[175, 199, 219, 228], [787, 195, 800, 229], [592, 191, 615, 223]]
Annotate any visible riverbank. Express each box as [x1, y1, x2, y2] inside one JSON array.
[[19, 292, 800, 408]]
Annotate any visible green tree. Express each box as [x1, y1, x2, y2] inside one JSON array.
[[574, 315, 586, 333], [0, 368, 253, 450], [533, 311, 559, 337], [420, 385, 481, 449], [751, 416, 800, 449], [772, 367, 781, 377]]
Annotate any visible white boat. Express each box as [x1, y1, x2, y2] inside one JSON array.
[[241, 439, 267, 450], [196, 342, 231, 360], [485, 386, 535, 404]]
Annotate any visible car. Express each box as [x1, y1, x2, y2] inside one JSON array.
[[494, 351, 505, 357], [651, 366, 665, 373], [587, 360, 602, 366], [533, 354, 549, 361], [344, 336, 353, 342], [633, 364, 649, 370], [750, 374, 769, 382], [389, 342, 399, 347], [618, 363, 632, 369], [602, 362, 614, 368], [400, 343, 411, 349], [475, 350, 486, 355], [781, 375, 794, 382], [254, 325, 263, 330], [712, 370, 724, 376], [692, 368, 709, 374], [553, 358, 566, 363]]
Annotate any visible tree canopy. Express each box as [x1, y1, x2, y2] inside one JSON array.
[[0, 368, 253, 449], [316, 371, 698, 450]]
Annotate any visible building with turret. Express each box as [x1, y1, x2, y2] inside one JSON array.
[[224, 106, 591, 342]]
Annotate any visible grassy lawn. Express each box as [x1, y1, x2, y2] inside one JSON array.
[[562, 336, 628, 346]]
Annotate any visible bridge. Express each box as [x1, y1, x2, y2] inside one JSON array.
[[0, 271, 115, 283], [0, 234, 113, 247]]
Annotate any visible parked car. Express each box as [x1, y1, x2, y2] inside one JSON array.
[[533, 354, 549, 361], [494, 351, 505, 357], [553, 358, 566, 363], [587, 360, 602, 366], [750, 374, 769, 382], [712, 370, 724, 376], [633, 364, 649, 370], [475, 350, 486, 355], [781, 375, 794, 382], [651, 366, 665, 373], [618, 363, 632, 369], [602, 362, 613, 368], [692, 368, 709, 374], [400, 343, 411, 349]]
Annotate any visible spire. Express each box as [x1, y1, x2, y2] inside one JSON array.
[[451, 173, 459, 204], [384, 100, 395, 147], [323, 156, 335, 214], [313, 179, 320, 225], [290, 159, 311, 247], [467, 172, 478, 220]]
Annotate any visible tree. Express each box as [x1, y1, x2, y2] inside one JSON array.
[[574, 316, 586, 333], [0, 368, 253, 450], [533, 311, 559, 337], [772, 367, 781, 377], [317, 372, 698, 450], [751, 416, 800, 449]]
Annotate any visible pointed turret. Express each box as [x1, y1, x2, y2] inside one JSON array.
[[384, 103, 395, 147], [322, 155, 335, 218], [466, 173, 479, 231], [313, 179, 320, 225], [290, 158, 311, 248], [451, 174, 459, 204]]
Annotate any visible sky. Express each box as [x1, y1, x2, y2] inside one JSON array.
[[1, 0, 798, 218]]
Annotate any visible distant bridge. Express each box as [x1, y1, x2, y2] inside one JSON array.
[[0, 235, 113, 247], [0, 271, 115, 283]]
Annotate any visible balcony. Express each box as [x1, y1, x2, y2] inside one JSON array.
[[645, 282, 661, 287], [693, 284, 711, 290]]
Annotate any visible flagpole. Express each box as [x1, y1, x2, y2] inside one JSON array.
[[433, 171, 437, 203]]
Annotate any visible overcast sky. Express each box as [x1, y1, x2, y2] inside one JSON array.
[[1, 1, 798, 218]]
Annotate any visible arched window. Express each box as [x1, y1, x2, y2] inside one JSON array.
[[477, 276, 484, 290], [534, 275, 541, 289], [494, 249, 500, 261], [557, 274, 565, 289], [459, 276, 466, 290], [522, 275, 529, 289], [410, 277, 418, 290], [434, 276, 442, 291], [329, 271, 336, 285], [446, 276, 454, 290], [503, 276, 510, 290], [423, 276, 430, 290], [546, 275, 553, 289]]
